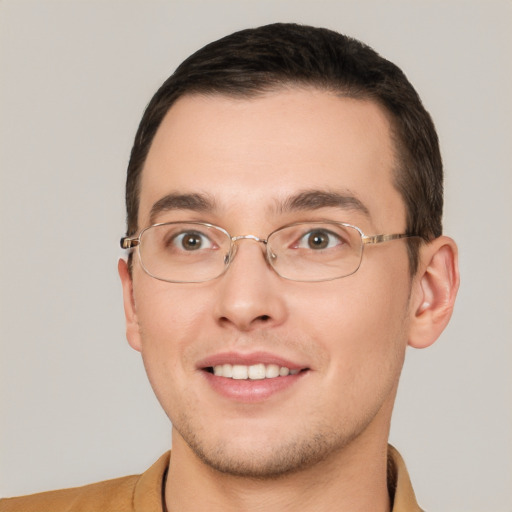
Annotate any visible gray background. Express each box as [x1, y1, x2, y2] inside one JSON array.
[[1, 1, 511, 510]]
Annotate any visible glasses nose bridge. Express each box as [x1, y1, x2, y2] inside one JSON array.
[[227, 233, 272, 266], [231, 234, 268, 245]]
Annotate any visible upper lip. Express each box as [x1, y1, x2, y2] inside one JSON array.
[[196, 351, 308, 371]]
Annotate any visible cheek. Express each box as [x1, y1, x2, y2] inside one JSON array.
[[291, 263, 410, 381], [132, 283, 212, 399], [135, 281, 211, 344]]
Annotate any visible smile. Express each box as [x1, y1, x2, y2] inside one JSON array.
[[200, 353, 310, 402], [209, 363, 300, 380]]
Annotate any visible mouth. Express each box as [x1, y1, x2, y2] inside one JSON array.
[[198, 352, 310, 402], [204, 363, 306, 380]]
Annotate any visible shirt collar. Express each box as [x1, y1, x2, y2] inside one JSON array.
[[388, 445, 424, 512], [134, 446, 423, 512]]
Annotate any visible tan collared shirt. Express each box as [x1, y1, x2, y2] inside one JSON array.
[[0, 446, 423, 511]]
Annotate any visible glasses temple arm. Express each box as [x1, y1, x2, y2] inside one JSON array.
[[362, 233, 414, 245], [120, 237, 140, 249]]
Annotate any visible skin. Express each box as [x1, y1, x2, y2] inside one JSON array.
[[119, 88, 459, 511]]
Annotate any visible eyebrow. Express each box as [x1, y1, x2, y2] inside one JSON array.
[[148, 189, 370, 225], [149, 193, 216, 224], [277, 190, 370, 217]]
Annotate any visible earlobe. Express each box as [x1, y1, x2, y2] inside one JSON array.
[[408, 236, 460, 349], [118, 258, 142, 352]]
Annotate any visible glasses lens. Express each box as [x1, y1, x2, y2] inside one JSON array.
[[138, 223, 231, 283], [267, 222, 363, 281]]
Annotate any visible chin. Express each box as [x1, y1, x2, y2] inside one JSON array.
[[176, 418, 361, 480]]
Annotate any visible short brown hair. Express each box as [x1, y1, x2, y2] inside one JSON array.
[[125, 23, 443, 273]]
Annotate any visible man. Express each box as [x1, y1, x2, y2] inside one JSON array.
[[0, 23, 459, 512]]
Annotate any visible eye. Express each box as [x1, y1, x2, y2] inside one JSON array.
[[173, 231, 214, 251], [297, 229, 343, 250]]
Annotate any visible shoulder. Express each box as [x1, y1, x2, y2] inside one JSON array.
[[0, 452, 170, 512], [0, 475, 139, 512]]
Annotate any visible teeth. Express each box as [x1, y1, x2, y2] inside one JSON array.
[[248, 363, 266, 380], [222, 363, 233, 378], [265, 364, 280, 378], [232, 365, 248, 380], [211, 363, 301, 380]]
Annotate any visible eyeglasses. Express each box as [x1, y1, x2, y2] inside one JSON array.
[[120, 221, 415, 283]]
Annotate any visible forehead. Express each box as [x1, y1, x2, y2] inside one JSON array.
[[139, 89, 405, 231]]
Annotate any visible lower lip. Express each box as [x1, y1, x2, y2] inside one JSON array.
[[202, 371, 307, 402]]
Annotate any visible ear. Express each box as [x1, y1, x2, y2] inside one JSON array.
[[118, 258, 142, 352], [408, 236, 460, 349]]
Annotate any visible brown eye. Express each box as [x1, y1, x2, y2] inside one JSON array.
[[307, 231, 330, 249], [181, 233, 202, 250], [173, 231, 212, 251]]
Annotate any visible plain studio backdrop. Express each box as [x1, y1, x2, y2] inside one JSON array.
[[1, 1, 511, 510]]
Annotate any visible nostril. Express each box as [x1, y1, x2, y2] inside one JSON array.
[[258, 315, 271, 322]]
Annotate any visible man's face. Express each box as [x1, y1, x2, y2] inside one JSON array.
[[121, 89, 416, 477]]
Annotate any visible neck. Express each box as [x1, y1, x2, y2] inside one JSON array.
[[165, 426, 392, 512]]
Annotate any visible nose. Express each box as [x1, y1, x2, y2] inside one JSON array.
[[213, 238, 287, 332]]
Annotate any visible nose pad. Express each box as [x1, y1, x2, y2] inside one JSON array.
[[224, 242, 239, 267]]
